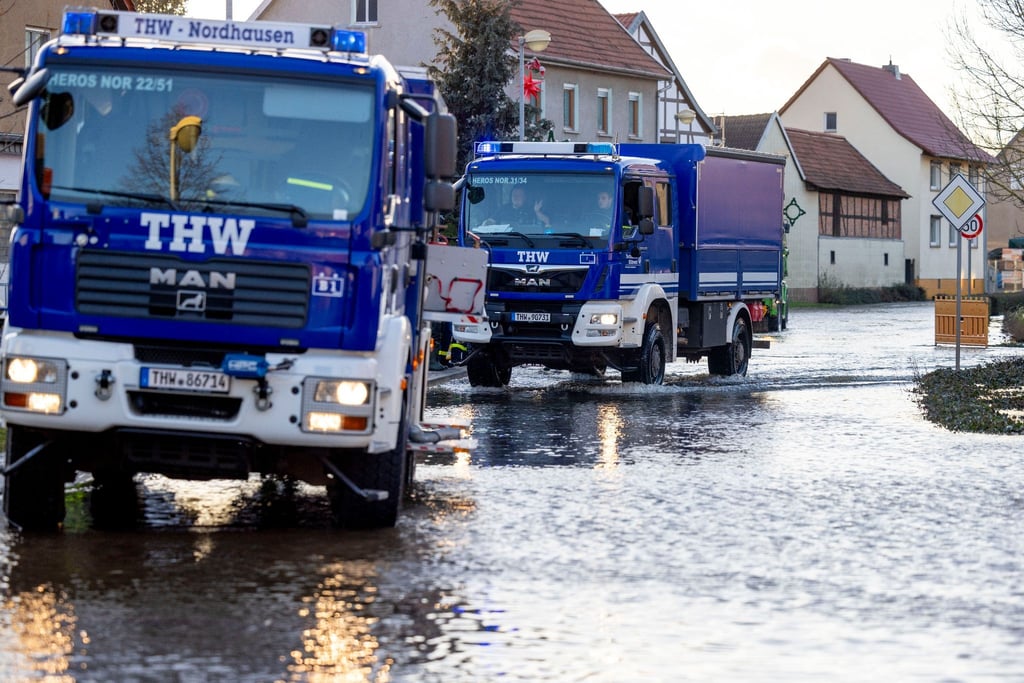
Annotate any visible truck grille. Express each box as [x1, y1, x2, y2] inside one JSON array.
[[76, 251, 310, 327], [488, 266, 588, 294]]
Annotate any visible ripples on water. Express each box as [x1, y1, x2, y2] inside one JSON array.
[[0, 302, 1021, 681]]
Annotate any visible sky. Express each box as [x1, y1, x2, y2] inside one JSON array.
[[184, 0, 988, 118]]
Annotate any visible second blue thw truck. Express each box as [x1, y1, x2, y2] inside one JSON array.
[[452, 142, 785, 386], [0, 10, 487, 531]]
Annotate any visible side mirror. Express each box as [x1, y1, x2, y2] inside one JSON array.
[[2, 203, 24, 226], [637, 185, 655, 219], [12, 68, 50, 107], [425, 113, 457, 179], [424, 180, 455, 213]]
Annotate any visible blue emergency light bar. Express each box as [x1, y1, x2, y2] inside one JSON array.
[[61, 9, 366, 54], [475, 141, 615, 157]]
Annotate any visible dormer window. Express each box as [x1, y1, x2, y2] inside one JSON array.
[[825, 112, 837, 132]]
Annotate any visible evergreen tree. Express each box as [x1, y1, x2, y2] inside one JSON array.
[[428, 0, 552, 171], [133, 0, 188, 15]]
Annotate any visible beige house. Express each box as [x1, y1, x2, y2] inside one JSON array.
[[780, 58, 994, 298], [250, 0, 673, 144]]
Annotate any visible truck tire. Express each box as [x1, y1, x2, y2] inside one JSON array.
[[466, 354, 511, 387], [3, 426, 65, 532], [708, 316, 751, 376], [89, 471, 141, 531], [621, 322, 666, 384], [326, 406, 408, 529]]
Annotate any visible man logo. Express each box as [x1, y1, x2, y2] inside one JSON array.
[[177, 291, 207, 312]]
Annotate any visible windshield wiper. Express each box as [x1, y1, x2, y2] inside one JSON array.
[[51, 185, 180, 212], [198, 198, 309, 228], [548, 231, 594, 248], [487, 230, 536, 248]]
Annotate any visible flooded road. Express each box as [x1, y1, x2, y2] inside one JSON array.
[[1, 302, 1023, 682]]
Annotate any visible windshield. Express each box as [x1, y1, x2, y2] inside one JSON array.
[[35, 66, 374, 220], [464, 172, 616, 247]]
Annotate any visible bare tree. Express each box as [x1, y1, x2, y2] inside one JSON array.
[[949, 0, 1024, 203]]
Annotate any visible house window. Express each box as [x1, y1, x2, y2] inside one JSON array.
[[353, 0, 378, 24], [563, 84, 578, 131], [969, 165, 980, 189], [930, 161, 942, 190], [824, 112, 837, 132], [628, 92, 641, 138], [597, 88, 611, 135], [949, 162, 962, 182], [25, 28, 50, 68], [948, 222, 958, 247], [930, 216, 941, 247]]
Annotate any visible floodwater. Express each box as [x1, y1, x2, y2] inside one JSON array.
[[1, 302, 1023, 682]]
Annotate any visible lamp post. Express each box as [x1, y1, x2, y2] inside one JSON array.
[[518, 29, 551, 141], [169, 115, 202, 202], [675, 106, 696, 144]]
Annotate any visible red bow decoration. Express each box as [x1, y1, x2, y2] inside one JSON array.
[[528, 57, 542, 72], [523, 72, 542, 100]]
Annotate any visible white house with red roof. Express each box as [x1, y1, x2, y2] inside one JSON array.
[[781, 58, 994, 297]]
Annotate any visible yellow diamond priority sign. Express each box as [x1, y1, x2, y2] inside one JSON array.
[[932, 173, 985, 230]]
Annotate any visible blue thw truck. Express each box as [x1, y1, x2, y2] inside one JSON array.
[[452, 142, 785, 386], [0, 10, 487, 531]]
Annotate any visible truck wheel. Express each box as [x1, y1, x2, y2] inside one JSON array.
[[89, 471, 140, 531], [326, 407, 408, 529], [466, 355, 511, 387], [708, 317, 751, 376], [621, 322, 666, 384], [3, 426, 65, 532]]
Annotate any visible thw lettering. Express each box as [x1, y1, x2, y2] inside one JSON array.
[[516, 251, 550, 264], [142, 212, 255, 255]]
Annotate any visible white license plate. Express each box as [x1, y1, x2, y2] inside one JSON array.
[[140, 367, 231, 393], [512, 312, 551, 323]]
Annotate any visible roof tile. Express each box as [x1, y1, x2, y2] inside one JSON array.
[[786, 127, 909, 198], [508, 0, 669, 79], [785, 58, 993, 163]]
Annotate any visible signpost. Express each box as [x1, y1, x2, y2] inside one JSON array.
[[931, 173, 986, 370]]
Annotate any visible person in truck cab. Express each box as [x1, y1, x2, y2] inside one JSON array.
[[492, 185, 550, 228]]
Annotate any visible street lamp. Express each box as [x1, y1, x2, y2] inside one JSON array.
[[518, 29, 551, 141], [169, 115, 202, 202], [675, 106, 696, 144]]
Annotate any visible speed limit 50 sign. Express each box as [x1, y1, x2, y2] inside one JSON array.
[[960, 213, 983, 239]]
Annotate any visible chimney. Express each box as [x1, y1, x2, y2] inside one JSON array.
[[883, 60, 901, 80]]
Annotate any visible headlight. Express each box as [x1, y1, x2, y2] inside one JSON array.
[[303, 377, 374, 434], [7, 357, 59, 384], [314, 380, 370, 406], [2, 357, 68, 415], [590, 313, 618, 325]]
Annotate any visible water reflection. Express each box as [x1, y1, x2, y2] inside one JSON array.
[[430, 382, 769, 468], [0, 531, 445, 681], [0, 302, 1021, 681]]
